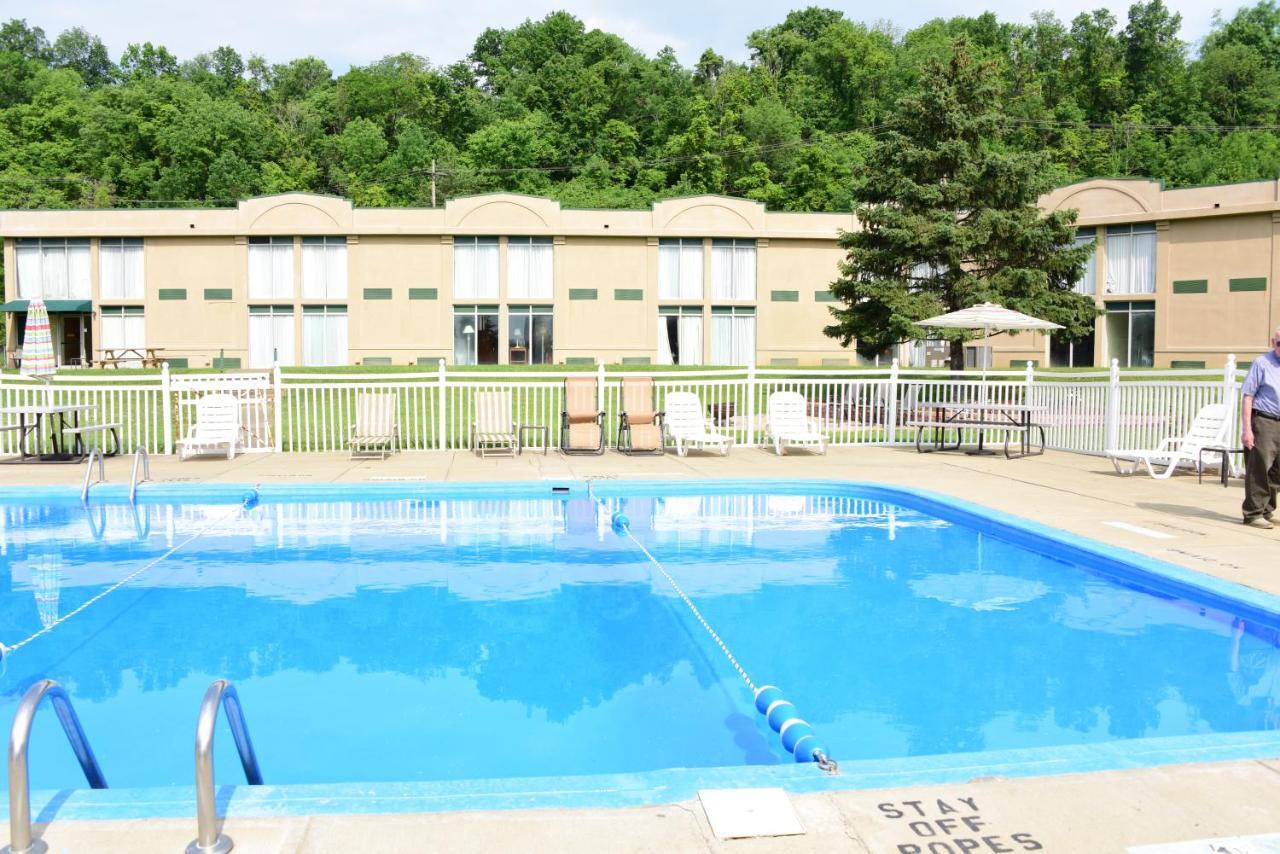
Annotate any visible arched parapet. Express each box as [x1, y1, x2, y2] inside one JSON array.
[[238, 193, 354, 234]]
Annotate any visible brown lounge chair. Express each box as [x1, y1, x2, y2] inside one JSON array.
[[617, 376, 665, 455], [560, 376, 605, 455]]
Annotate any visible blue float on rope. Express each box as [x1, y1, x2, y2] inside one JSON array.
[[610, 512, 630, 532], [766, 700, 800, 733], [753, 685, 784, 715], [779, 719, 814, 752], [242, 490, 259, 509], [751, 685, 832, 767]]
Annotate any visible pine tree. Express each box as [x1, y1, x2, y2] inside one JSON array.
[[825, 39, 1098, 369]]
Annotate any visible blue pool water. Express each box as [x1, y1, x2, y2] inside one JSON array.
[[0, 481, 1277, 798]]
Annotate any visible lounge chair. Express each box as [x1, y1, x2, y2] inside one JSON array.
[[349, 392, 399, 460], [561, 376, 604, 455], [1106, 403, 1230, 479], [617, 376, 664, 455], [177, 393, 240, 460], [766, 391, 827, 456], [471, 390, 517, 457], [664, 391, 732, 456]]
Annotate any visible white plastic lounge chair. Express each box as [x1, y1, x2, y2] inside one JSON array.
[[1106, 403, 1231, 479], [350, 392, 399, 459], [471, 390, 517, 457], [767, 391, 827, 456], [663, 392, 732, 456], [177, 394, 240, 460]]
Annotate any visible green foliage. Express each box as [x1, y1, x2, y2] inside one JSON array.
[[1, 5, 1279, 214], [825, 41, 1098, 367]]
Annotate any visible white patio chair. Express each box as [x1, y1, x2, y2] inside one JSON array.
[[1105, 403, 1231, 479], [471, 390, 517, 457], [176, 394, 240, 460], [349, 392, 400, 459], [663, 392, 732, 456], [766, 391, 827, 456]]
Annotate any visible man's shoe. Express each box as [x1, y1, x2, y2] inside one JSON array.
[[1244, 516, 1274, 529]]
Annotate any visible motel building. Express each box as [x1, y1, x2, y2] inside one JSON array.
[[2, 177, 1279, 372]]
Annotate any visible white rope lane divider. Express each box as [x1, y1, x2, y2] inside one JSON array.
[[0, 492, 260, 661], [586, 482, 837, 773]]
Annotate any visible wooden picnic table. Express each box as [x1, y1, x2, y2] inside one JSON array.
[[908, 401, 1048, 459], [97, 347, 165, 368]]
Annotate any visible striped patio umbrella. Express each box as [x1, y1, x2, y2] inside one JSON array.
[[918, 301, 1061, 389], [20, 298, 57, 403]]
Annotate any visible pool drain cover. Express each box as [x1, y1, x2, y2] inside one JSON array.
[[698, 788, 804, 839]]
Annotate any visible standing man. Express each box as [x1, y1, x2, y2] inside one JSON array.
[[1241, 327, 1280, 528]]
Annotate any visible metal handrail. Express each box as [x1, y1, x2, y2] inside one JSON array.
[[129, 445, 150, 503], [187, 680, 264, 854], [6, 680, 108, 854], [79, 448, 105, 504]]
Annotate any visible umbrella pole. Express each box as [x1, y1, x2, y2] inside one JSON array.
[[966, 323, 996, 456]]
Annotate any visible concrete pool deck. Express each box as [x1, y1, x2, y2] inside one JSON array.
[[2, 447, 1278, 852]]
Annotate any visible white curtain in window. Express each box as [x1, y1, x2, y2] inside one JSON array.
[[122, 243, 144, 298], [711, 316, 733, 365], [101, 315, 146, 366], [711, 243, 755, 300], [41, 245, 68, 299], [325, 242, 347, 298], [733, 316, 755, 365], [657, 318, 674, 365], [1106, 232, 1155, 294], [453, 243, 476, 298], [454, 241, 498, 299], [301, 241, 325, 298], [303, 313, 347, 366], [680, 242, 702, 299], [248, 244, 273, 299], [678, 316, 702, 365], [507, 243, 529, 299], [528, 242, 552, 298], [1072, 235, 1097, 295], [658, 243, 680, 299], [100, 242, 144, 300], [271, 241, 293, 298], [67, 243, 91, 299], [16, 243, 41, 299], [249, 315, 295, 368], [477, 241, 499, 298]]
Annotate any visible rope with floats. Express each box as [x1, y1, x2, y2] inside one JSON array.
[[588, 484, 837, 773], [0, 490, 260, 661]]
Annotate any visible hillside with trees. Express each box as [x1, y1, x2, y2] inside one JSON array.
[[3, 2, 1280, 212]]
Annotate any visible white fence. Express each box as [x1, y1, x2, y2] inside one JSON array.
[[0, 357, 1247, 460]]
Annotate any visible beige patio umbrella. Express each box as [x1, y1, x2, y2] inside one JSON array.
[[917, 301, 1062, 390]]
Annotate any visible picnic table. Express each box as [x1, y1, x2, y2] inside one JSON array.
[[97, 347, 165, 368], [0, 403, 106, 462], [908, 401, 1048, 459]]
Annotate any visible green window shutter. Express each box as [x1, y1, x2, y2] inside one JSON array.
[[363, 288, 393, 300], [613, 288, 643, 301], [1172, 280, 1207, 294], [1170, 360, 1206, 369], [1229, 277, 1267, 292], [362, 356, 392, 365], [565, 356, 595, 365], [158, 288, 187, 301], [164, 357, 189, 368], [409, 288, 437, 300], [204, 288, 233, 301], [814, 290, 838, 302], [821, 357, 849, 366], [212, 356, 241, 369], [771, 290, 799, 302], [621, 356, 651, 365], [416, 356, 440, 366], [569, 288, 598, 300], [1010, 359, 1039, 368], [770, 357, 799, 366]]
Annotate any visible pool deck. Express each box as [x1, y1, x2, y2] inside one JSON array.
[[3, 447, 1279, 852]]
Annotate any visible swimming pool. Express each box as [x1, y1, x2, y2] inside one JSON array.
[[1, 480, 1278, 818]]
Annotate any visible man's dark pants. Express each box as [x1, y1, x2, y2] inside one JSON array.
[[1243, 413, 1280, 521]]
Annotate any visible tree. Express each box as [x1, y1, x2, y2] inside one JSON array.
[[825, 40, 1097, 369], [51, 27, 115, 87]]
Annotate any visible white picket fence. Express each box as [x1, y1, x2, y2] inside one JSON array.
[[0, 357, 1247, 460]]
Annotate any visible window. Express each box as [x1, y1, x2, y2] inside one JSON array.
[[99, 306, 145, 366], [301, 236, 347, 299], [1050, 330, 1095, 368], [1104, 223, 1155, 295], [711, 306, 755, 366], [453, 237, 499, 299], [249, 306, 295, 368], [710, 239, 755, 300], [1072, 228, 1097, 296], [302, 305, 347, 366], [907, 338, 949, 368], [453, 305, 499, 365], [657, 306, 702, 365], [99, 238, 145, 300], [248, 237, 294, 299], [15, 238, 91, 300], [508, 305, 553, 364], [658, 238, 703, 300], [1105, 301, 1154, 368], [507, 237, 553, 299]]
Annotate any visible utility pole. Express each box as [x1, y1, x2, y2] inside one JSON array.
[[431, 159, 437, 208]]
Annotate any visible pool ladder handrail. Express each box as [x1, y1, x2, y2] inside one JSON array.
[[5, 680, 108, 854], [79, 448, 105, 504], [187, 679, 264, 854], [129, 445, 151, 503]]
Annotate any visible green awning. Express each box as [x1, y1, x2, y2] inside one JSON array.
[[0, 300, 92, 313]]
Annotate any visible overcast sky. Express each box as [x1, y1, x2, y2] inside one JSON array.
[[25, 0, 1227, 71]]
